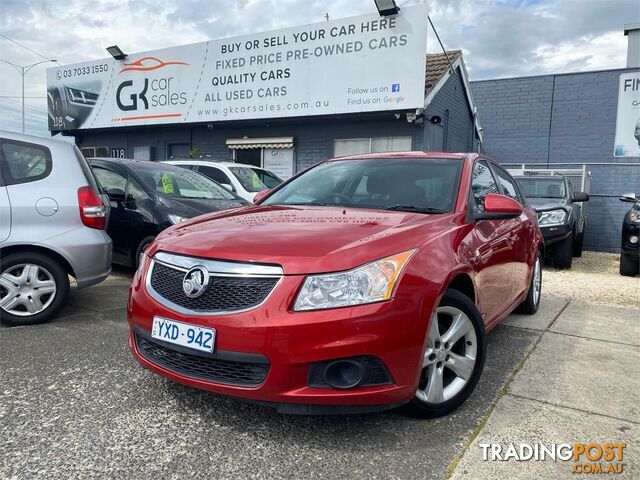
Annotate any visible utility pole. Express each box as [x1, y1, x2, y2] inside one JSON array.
[[0, 58, 57, 133]]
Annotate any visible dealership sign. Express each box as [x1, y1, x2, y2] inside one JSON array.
[[614, 72, 640, 157], [46, 5, 428, 132]]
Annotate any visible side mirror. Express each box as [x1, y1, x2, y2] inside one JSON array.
[[220, 183, 234, 192], [572, 191, 589, 202], [106, 188, 126, 202], [476, 193, 523, 220], [253, 188, 272, 204], [620, 192, 638, 203]]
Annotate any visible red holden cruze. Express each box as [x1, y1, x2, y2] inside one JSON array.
[[128, 152, 543, 417]]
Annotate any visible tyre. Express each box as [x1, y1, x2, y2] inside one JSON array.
[[515, 251, 542, 314], [405, 289, 487, 418], [553, 235, 573, 269], [0, 252, 70, 326], [620, 253, 639, 277], [573, 231, 584, 258], [134, 236, 156, 269]]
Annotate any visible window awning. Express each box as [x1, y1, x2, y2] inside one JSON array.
[[226, 137, 294, 150]]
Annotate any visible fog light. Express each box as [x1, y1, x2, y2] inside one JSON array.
[[323, 360, 365, 389], [630, 235, 639, 244]]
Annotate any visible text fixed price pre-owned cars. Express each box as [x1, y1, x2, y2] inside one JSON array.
[[127, 152, 543, 417]]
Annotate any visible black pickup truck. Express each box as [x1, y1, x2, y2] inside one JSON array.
[[514, 175, 589, 269]]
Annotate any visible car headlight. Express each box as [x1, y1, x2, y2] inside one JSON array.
[[293, 250, 416, 311], [538, 209, 567, 226], [627, 209, 640, 223], [168, 214, 187, 224]]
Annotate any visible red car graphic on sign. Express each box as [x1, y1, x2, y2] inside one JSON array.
[[119, 56, 189, 73]]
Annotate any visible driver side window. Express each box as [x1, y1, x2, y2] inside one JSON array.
[[471, 160, 499, 211], [93, 167, 126, 193]]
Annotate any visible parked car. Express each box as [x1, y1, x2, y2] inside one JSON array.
[[128, 152, 543, 417], [514, 175, 589, 269], [164, 160, 283, 202], [619, 192, 639, 276], [0, 131, 111, 326], [88, 158, 249, 267]]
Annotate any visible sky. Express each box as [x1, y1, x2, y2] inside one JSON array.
[[0, 0, 637, 137]]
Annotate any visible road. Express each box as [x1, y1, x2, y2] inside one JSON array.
[[1, 276, 547, 480]]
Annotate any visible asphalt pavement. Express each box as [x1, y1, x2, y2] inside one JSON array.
[[1, 276, 560, 480]]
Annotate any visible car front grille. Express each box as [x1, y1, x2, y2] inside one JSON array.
[[148, 261, 279, 314], [135, 333, 270, 387]]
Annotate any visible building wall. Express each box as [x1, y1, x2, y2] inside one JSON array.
[[424, 68, 475, 152], [75, 69, 477, 173], [472, 67, 640, 252]]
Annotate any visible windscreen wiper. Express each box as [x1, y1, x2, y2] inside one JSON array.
[[384, 205, 446, 214]]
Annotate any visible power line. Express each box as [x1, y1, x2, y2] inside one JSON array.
[[0, 33, 61, 65]]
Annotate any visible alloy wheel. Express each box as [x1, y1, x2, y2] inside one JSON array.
[[532, 256, 542, 306], [0, 264, 57, 317], [416, 306, 478, 404]]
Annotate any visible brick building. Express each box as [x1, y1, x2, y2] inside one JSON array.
[[471, 66, 640, 252], [70, 51, 482, 175]]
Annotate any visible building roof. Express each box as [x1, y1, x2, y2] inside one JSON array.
[[423, 50, 483, 143], [425, 50, 462, 97]]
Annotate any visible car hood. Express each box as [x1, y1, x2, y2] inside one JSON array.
[[162, 197, 248, 218], [526, 197, 569, 211], [151, 205, 458, 275]]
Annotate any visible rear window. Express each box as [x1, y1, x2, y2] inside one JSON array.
[[74, 146, 102, 192], [0, 139, 52, 186]]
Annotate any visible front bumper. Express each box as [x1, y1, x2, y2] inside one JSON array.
[[540, 224, 572, 246], [127, 258, 431, 411]]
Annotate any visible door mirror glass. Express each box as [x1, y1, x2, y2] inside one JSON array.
[[572, 191, 589, 202], [477, 193, 523, 220], [253, 188, 272, 204], [620, 192, 637, 203]]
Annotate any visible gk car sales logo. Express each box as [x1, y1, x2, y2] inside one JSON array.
[[114, 57, 189, 118]]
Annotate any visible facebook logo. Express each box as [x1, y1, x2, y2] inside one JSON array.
[[391, 83, 400, 92]]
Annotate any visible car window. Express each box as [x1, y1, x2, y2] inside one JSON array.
[[136, 165, 237, 200], [93, 166, 127, 192], [127, 179, 150, 203], [0, 140, 52, 186], [471, 160, 499, 210], [229, 167, 283, 192], [492, 165, 522, 204], [263, 158, 463, 213], [516, 178, 566, 198], [198, 166, 232, 185]]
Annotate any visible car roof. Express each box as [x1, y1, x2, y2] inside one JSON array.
[[165, 160, 265, 169], [513, 175, 565, 180], [0, 130, 75, 150], [328, 151, 468, 161]]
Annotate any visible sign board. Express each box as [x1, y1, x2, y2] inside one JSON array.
[[46, 5, 428, 132], [263, 148, 294, 179], [614, 72, 640, 157]]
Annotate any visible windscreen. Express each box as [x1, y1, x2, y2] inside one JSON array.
[[262, 158, 463, 213], [135, 164, 239, 200], [229, 167, 283, 192], [517, 178, 566, 199]]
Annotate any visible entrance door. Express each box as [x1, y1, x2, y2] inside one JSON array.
[[235, 149, 261, 167]]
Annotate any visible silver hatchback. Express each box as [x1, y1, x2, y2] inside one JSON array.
[[0, 131, 112, 326]]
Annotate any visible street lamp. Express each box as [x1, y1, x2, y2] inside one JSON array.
[[374, 0, 400, 16], [106, 45, 127, 60], [0, 58, 57, 133]]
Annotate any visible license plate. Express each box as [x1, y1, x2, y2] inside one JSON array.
[[151, 316, 216, 353]]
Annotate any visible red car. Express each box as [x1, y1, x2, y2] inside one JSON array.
[[127, 152, 543, 417]]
